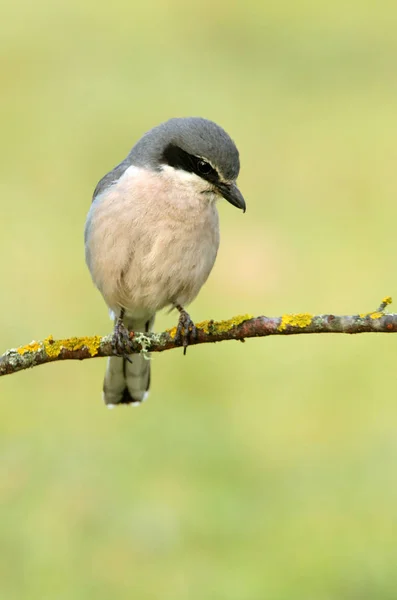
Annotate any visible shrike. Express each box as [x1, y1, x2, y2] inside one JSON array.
[[85, 117, 246, 406]]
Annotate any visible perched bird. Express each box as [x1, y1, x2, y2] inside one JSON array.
[[85, 117, 246, 406]]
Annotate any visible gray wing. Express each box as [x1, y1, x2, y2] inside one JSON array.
[[92, 156, 132, 201]]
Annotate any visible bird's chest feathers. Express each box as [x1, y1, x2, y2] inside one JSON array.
[[134, 168, 220, 304], [147, 172, 218, 265], [122, 165, 219, 246], [87, 165, 220, 311]]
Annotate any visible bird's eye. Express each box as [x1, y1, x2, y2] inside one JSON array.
[[197, 159, 213, 175]]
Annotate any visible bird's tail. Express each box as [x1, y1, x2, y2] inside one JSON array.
[[103, 315, 155, 406]]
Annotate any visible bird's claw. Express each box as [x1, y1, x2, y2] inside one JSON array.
[[175, 307, 197, 355], [112, 316, 133, 362]]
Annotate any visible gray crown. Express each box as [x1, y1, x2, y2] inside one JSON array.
[[129, 117, 240, 181], [93, 117, 240, 199]]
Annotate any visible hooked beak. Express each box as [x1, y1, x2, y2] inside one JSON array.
[[216, 182, 246, 213]]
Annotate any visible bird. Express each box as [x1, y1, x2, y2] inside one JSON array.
[[84, 117, 246, 407]]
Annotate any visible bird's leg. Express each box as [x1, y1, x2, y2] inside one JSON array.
[[112, 308, 133, 361], [174, 304, 197, 355]]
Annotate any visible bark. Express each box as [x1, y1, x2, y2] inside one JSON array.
[[0, 297, 395, 377]]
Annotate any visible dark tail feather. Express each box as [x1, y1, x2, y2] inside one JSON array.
[[115, 362, 151, 405], [103, 315, 154, 407]]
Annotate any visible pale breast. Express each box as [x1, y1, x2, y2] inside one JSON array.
[[85, 165, 220, 315]]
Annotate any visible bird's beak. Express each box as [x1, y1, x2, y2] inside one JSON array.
[[216, 182, 246, 213]]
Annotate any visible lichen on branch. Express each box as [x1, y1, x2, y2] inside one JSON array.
[[0, 297, 396, 377]]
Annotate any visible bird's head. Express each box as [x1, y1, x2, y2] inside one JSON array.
[[129, 117, 246, 212]]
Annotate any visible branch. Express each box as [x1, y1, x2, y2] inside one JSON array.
[[1, 297, 395, 377]]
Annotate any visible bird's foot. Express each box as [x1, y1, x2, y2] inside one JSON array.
[[112, 310, 133, 362], [175, 305, 197, 355]]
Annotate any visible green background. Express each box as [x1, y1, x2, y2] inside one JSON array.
[[1, 1, 397, 598]]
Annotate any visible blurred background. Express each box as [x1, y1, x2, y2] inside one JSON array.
[[1, 1, 397, 598]]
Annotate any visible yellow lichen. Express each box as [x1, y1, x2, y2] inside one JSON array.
[[17, 340, 42, 355], [167, 314, 253, 339], [360, 297, 392, 319], [69, 336, 102, 356], [44, 335, 64, 358], [369, 312, 383, 320], [359, 311, 386, 320], [278, 313, 312, 332], [196, 314, 254, 335], [43, 335, 102, 357], [168, 326, 177, 339]]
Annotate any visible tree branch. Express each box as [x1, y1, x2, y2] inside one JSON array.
[[1, 297, 396, 377]]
